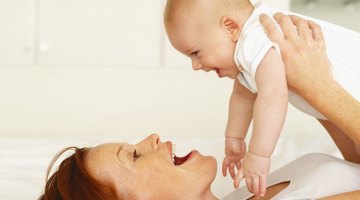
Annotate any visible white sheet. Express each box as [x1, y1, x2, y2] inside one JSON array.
[[0, 134, 340, 199]]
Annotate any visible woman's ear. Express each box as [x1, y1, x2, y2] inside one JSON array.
[[220, 16, 242, 42]]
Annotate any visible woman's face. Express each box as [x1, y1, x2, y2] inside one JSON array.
[[85, 134, 218, 200]]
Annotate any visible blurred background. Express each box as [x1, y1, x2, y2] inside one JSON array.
[[1, 0, 358, 138]]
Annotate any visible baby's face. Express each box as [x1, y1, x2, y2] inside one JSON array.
[[165, 13, 240, 79]]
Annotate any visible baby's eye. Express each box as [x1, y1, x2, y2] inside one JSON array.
[[191, 51, 199, 57], [133, 149, 140, 161]]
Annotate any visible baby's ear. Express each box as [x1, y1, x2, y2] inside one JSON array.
[[220, 16, 241, 42]]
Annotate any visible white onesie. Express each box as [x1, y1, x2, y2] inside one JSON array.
[[222, 153, 360, 200], [235, 3, 360, 120]]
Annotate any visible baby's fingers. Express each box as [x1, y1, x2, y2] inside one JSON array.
[[229, 162, 236, 179], [234, 169, 245, 189], [245, 176, 253, 193], [259, 175, 267, 197], [222, 159, 229, 176], [222, 158, 237, 179], [252, 175, 267, 198], [236, 160, 242, 170], [251, 176, 260, 197]]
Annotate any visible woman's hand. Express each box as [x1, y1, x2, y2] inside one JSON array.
[[260, 13, 360, 145], [259, 13, 333, 94]]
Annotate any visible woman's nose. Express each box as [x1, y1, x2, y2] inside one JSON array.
[[148, 133, 160, 150]]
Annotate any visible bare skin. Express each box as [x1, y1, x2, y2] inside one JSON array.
[[260, 13, 360, 164], [165, 1, 287, 197], [260, 13, 360, 146], [318, 120, 360, 163], [164, 1, 360, 198], [260, 13, 360, 199]]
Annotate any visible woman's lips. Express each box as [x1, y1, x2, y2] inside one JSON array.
[[173, 151, 192, 166]]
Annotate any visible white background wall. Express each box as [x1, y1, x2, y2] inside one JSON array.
[[0, 0, 291, 138], [0, 0, 358, 139]]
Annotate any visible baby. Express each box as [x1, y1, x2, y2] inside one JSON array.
[[163, 0, 360, 197]]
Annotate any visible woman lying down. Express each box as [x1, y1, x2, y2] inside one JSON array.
[[38, 134, 360, 200]]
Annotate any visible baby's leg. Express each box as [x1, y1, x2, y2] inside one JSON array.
[[318, 119, 360, 163]]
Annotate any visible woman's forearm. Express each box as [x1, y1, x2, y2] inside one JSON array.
[[259, 13, 360, 143], [300, 77, 360, 144]]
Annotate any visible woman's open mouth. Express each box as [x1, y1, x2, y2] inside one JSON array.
[[173, 152, 192, 166]]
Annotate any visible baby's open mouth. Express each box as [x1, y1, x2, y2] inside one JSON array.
[[215, 68, 220, 77], [173, 152, 191, 166]]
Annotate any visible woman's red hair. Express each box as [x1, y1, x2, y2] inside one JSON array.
[[38, 147, 119, 200]]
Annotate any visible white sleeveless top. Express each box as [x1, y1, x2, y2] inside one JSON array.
[[234, 3, 360, 120], [222, 153, 360, 200]]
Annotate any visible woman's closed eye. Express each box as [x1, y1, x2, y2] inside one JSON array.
[[133, 149, 141, 161]]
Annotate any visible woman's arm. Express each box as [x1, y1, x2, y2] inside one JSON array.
[[259, 13, 360, 144], [318, 119, 360, 163]]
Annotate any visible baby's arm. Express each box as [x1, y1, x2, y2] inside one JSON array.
[[222, 80, 256, 179], [250, 47, 287, 157], [238, 47, 288, 197], [226, 80, 256, 139]]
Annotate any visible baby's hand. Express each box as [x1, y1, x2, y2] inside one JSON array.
[[222, 137, 246, 179], [234, 152, 271, 198]]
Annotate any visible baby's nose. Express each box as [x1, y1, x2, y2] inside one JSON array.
[[192, 60, 202, 71]]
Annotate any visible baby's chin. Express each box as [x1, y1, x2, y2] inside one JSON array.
[[225, 71, 240, 79], [227, 74, 238, 79]]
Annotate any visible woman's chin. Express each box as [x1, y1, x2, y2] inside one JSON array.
[[190, 154, 217, 176], [204, 156, 218, 178]]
